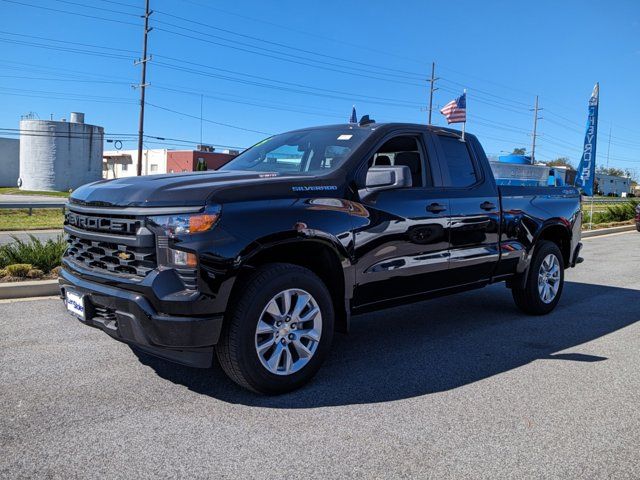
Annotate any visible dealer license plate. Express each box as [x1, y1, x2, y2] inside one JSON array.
[[65, 290, 85, 319]]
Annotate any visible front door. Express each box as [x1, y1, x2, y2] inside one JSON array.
[[351, 133, 452, 309]]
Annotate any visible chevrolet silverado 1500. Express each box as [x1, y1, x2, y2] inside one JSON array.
[[60, 120, 583, 394]]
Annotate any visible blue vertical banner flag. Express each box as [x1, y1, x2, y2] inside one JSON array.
[[575, 83, 599, 195], [349, 105, 357, 124]]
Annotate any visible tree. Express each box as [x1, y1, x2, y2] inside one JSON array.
[[546, 157, 574, 170], [511, 148, 526, 155], [196, 158, 208, 171], [596, 166, 625, 177]]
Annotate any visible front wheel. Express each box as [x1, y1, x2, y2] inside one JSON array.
[[512, 241, 565, 315], [215, 263, 334, 394]]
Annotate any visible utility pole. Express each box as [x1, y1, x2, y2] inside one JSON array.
[[200, 94, 204, 147], [530, 95, 542, 163], [606, 125, 612, 168], [427, 62, 439, 125], [135, 0, 152, 176]]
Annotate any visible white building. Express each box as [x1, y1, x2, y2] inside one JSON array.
[[0, 137, 20, 187], [103, 149, 167, 179], [595, 173, 631, 196]]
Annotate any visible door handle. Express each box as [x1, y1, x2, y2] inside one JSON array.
[[480, 201, 496, 211], [426, 203, 446, 213]]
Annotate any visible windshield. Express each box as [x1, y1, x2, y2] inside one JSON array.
[[220, 127, 371, 175]]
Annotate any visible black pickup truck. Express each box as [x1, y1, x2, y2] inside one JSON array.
[[60, 120, 582, 394]]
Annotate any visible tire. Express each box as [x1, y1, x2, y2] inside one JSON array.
[[215, 263, 334, 394], [512, 240, 565, 315]]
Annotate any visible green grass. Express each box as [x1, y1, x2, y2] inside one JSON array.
[[0, 234, 67, 272], [0, 187, 70, 197], [0, 209, 64, 231]]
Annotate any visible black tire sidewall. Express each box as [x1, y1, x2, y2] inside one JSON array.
[[232, 265, 334, 394]]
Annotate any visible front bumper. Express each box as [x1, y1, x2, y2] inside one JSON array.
[[59, 267, 223, 368]]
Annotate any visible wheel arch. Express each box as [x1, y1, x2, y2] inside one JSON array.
[[534, 221, 572, 267], [508, 220, 571, 290], [232, 235, 352, 334]]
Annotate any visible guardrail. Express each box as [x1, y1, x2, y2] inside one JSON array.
[[0, 202, 66, 215], [583, 197, 636, 204]]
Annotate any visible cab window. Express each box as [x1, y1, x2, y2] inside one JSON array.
[[369, 135, 431, 188]]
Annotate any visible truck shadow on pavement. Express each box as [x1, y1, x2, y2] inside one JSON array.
[[132, 280, 639, 408]]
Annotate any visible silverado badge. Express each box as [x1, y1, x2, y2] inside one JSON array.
[[117, 252, 132, 260]]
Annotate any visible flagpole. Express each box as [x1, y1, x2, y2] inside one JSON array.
[[461, 89, 467, 141]]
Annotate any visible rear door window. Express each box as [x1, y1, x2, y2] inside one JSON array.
[[437, 135, 478, 187]]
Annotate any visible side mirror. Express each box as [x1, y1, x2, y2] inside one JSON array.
[[360, 165, 412, 198]]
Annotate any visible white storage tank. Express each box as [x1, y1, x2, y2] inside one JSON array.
[[19, 113, 104, 191]]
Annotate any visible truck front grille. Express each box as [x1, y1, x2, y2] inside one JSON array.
[[64, 208, 157, 280], [65, 234, 156, 278]]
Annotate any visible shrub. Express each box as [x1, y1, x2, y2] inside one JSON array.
[[5, 263, 33, 277], [0, 235, 67, 273], [26, 268, 44, 279], [587, 200, 639, 224]]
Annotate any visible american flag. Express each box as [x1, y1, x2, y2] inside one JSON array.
[[440, 93, 466, 124]]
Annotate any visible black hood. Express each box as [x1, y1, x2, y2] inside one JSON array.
[[69, 170, 326, 207]]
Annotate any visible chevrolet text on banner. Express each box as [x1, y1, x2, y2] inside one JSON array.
[[575, 83, 599, 196]]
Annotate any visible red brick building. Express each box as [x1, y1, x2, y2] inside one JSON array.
[[166, 150, 236, 173]]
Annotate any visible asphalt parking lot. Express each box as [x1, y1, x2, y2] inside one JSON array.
[[1, 231, 639, 479]]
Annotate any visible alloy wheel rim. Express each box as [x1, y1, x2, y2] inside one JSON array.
[[254, 288, 322, 376], [538, 253, 561, 304]]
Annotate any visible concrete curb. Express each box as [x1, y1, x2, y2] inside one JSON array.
[[582, 224, 636, 238], [0, 279, 59, 300]]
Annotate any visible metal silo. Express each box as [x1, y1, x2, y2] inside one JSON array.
[[19, 113, 104, 191]]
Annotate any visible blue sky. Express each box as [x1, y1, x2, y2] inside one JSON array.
[[1, 0, 639, 171]]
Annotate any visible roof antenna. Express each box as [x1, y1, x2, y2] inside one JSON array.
[[358, 115, 375, 126]]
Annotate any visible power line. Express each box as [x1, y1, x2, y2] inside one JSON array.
[[152, 60, 423, 108], [0, 37, 134, 60], [0, 87, 136, 104], [0, 30, 139, 55], [94, 0, 143, 10], [46, 0, 140, 18], [152, 8, 426, 79], [0, 127, 245, 151], [0, 0, 141, 27], [0, 75, 132, 85], [175, 0, 429, 68], [146, 103, 273, 135], [152, 85, 344, 119], [152, 24, 426, 87]]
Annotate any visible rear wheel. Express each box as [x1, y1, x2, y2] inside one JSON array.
[[512, 240, 564, 315], [216, 263, 334, 394]]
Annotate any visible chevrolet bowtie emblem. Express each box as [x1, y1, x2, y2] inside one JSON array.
[[117, 252, 131, 260]]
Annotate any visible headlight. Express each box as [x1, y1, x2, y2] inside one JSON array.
[[147, 205, 220, 238]]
